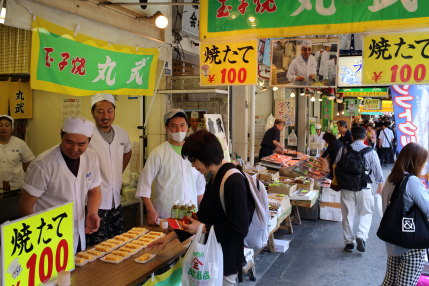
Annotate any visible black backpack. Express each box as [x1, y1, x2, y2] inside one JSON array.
[[335, 145, 373, 192]]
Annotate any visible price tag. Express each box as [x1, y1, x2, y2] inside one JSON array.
[[363, 32, 429, 85], [200, 40, 257, 86], [2, 202, 74, 286]]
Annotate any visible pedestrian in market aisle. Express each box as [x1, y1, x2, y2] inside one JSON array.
[[320, 132, 342, 179], [380, 143, 429, 286], [19, 117, 102, 253], [337, 120, 353, 145], [378, 121, 395, 167], [148, 130, 254, 286], [258, 119, 285, 161], [286, 40, 318, 85], [86, 93, 132, 246], [0, 115, 35, 193], [334, 126, 384, 253], [135, 109, 206, 225]]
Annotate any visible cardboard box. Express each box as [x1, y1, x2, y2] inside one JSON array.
[[320, 206, 342, 221], [268, 215, 278, 233], [273, 239, 290, 253], [290, 191, 319, 208], [279, 176, 314, 191], [268, 194, 292, 212], [320, 201, 341, 208], [268, 183, 297, 196], [258, 170, 279, 182], [321, 187, 341, 203]]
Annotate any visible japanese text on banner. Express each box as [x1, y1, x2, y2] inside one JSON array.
[[200, 40, 257, 86], [362, 99, 381, 110], [1, 202, 74, 286], [363, 32, 429, 85]]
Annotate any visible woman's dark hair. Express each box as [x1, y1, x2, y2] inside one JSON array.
[[351, 126, 366, 140], [274, 119, 285, 126], [388, 143, 428, 185], [182, 130, 224, 167], [322, 133, 337, 145]]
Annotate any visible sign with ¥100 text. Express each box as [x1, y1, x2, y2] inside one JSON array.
[[363, 32, 429, 85], [31, 17, 158, 96], [200, 40, 257, 86], [1, 202, 74, 286], [201, 1, 429, 40], [363, 99, 382, 110]]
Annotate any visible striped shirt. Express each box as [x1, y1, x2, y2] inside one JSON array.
[[334, 140, 384, 184]]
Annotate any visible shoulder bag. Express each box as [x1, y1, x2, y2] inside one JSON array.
[[377, 174, 429, 249]]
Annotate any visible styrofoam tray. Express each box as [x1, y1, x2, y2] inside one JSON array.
[[134, 254, 156, 264]]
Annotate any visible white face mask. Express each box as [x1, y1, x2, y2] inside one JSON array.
[[169, 130, 187, 142]]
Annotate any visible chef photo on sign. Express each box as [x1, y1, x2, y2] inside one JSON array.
[[270, 38, 339, 88]]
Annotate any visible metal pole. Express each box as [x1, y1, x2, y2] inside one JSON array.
[[249, 86, 256, 165]]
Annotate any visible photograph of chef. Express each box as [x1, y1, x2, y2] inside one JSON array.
[[286, 40, 317, 86], [19, 117, 102, 253], [327, 55, 338, 86], [186, 111, 201, 137], [86, 93, 132, 246], [259, 119, 285, 161], [310, 123, 325, 144], [0, 115, 34, 192], [318, 43, 331, 82], [135, 109, 206, 225]]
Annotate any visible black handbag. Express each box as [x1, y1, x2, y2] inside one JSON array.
[[377, 174, 429, 249]]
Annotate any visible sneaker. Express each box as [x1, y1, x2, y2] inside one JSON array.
[[356, 238, 366, 252], [344, 243, 354, 252]]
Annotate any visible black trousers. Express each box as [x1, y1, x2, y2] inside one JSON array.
[[380, 147, 392, 165]]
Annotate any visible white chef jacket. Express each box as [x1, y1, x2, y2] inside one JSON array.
[[89, 125, 132, 210], [310, 131, 325, 144], [23, 146, 102, 252], [286, 55, 317, 85], [135, 141, 206, 219], [379, 127, 395, 148], [318, 51, 330, 79], [186, 126, 201, 137], [0, 136, 35, 190]]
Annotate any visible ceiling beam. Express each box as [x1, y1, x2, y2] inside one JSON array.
[[31, 0, 164, 42]]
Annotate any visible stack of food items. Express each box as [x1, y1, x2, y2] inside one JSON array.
[[260, 154, 293, 168], [74, 228, 165, 266]]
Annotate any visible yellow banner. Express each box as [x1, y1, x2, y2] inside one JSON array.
[[200, 40, 257, 86], [1, 202, 74, 286], [362, 99, 381, 110], [363, 32, 429, 85], [8, 81, 33, 119]]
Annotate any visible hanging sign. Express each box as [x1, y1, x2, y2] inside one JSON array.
[[362, 99, 381, 110], [1, 202, 74, 286], [363, 32, 429, 85], [344, 98, 359, 116], [31, 18, 158, 96], [182, 0, 199, 39], [337, 87, 388, 97], [200, 1, 429, 40], [274, 98, 295, 126], [8, 81, 33, 119], [321, 98, 334, 132], [200, 40, 257, 86]]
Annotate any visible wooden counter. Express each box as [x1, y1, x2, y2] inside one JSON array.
[[71, 231, 188, 285]]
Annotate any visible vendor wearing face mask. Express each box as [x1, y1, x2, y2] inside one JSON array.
[[136, 109, 206, 225]]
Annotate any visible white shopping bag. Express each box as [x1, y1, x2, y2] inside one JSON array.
[[375, 193, 383, 217], [182, 225, 223, 286]]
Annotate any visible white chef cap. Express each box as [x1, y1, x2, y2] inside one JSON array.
[[302, 40, 312, 47], [190, 111, 199, 119], [315, 123, 322, 129], [90, 93, 115, 107], [62, 117, 94, 137], [323, 43, 331, 47], [0, 115, 14, 128]]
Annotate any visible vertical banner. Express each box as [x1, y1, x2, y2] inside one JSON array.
[[8, 81, 33, 119], [2, 202, 74, 286], [391, 85, 429, 180], [321, 98, 334, 132], [200, 40, 257, 86], [204, 114, 230, 162], [274, 98, 295, 126], [344, 98, 359, 116]]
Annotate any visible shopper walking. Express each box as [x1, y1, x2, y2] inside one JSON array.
[[381, 143, 429, 286], [334, 127, 384, 252], [148, 130, 254, 286], [379, 122, 395, 166], [320, 133, 342, 179], [337, 120, 353, 145]]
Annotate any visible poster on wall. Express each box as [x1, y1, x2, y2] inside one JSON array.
[[181, 0, 199, 39], [344, 98, 360, 116], [270, 38, 339, 88], [31, 18, 159, 96], [204, 114, 230, 162], [391, 85, 429, 182], [274, 98, 295, 126], [337, 56, 374, 87], [185, 110, 206, 137], [62, 99, 81, 119]]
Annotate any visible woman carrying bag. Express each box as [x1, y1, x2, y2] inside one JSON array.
[[148, 130, 254, 286], [380, 143, 429, 286]]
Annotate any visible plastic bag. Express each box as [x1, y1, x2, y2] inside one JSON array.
[[374, 193, 383, 217], [182, 225, 223, 286]]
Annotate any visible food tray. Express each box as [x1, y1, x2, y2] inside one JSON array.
[[134, 254, 156, 264]]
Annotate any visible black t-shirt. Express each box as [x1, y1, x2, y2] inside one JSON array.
[[339, 129, 353, 145], [61, 151, 80, 177], [261, 126, 280, 149], [176, 163, 255, 276]]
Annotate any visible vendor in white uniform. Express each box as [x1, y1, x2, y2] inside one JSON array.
[[0, 115, 35, 192], [318, 43, 331, 82], [86, 93, 132, 246], [186, 111, 202, 137], [19, 117, 102, 253], [286, 40, 317, 85], [136, 109, 206, 225], [310, 124, 326, 144]]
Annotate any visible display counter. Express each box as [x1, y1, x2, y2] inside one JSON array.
[[71, 227, 188, 286]]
